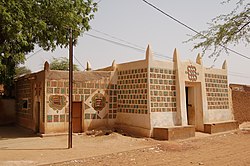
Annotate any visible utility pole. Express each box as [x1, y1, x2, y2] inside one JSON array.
[[68, 28, 73, 149]]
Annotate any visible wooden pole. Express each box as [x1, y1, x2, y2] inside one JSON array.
[[68, 28, 73, 149]]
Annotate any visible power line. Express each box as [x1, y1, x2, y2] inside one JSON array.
[[229, 73, 250, 79], [97, 0, 103, 4], [142, 0, 250, 60], [92, 29, 146, 50], [90, 30, 250, 78], [85, 32, 172, 60], [26, 47, 85, 70], [91, 29, 171, 59], [24, 38, 249, 76], [26, 49, 43, 59], [74, 56, 85, 70], [229, 71, 250, 75], [229, 71, 250, 78], [85, 33, 145, 51]]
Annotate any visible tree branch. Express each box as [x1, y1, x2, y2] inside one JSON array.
[[235, 21, 250, 34]]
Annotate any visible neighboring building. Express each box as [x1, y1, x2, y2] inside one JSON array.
[[230, 84, 250, 124], [230, 84, 250, 92], [15, 45, 238, 140]]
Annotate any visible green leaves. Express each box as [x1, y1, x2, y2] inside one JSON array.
[[50, 57, 79, 71], [15, 66, 31, 78], [189, 0, 249, 60], [0, 0, 97, 96]]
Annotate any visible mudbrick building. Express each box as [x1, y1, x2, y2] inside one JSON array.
[[230, 84, 250, 124], [15, 45, 238, 140]]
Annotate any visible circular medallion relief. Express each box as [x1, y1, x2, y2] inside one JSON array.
[[91, 91, 106, 111], [49, 95, 66, 110]]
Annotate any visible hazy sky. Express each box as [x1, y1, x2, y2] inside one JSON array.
[[25, 0, 250, 84]]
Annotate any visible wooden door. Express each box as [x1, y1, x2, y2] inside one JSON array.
[[72, 102, 82, 133], [186, 87, 195, 126], [36, 102, 40, 133]]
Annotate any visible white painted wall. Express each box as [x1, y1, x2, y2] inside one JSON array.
[[206, 109, 234, 123], [151, 112, 177, 127], [116, 113, 151, 129]]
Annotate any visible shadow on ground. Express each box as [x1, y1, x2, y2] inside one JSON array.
[[0, 124, 38, 140], [0, 147, 67, 150]]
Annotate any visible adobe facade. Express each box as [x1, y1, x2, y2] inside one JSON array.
[[15, 45, 238, 139], [230, 84, 250, 124]]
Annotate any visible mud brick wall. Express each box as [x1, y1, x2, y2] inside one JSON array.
[[205, 74, 229, 110], [117, 68, 148, 114], [231, 85, 250, 124], [16, 79, 32, 119], [0, 99, 15, 125], [149, 67, 177, 112]]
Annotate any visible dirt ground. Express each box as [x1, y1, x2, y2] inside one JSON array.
[[0, 123, 250, 166]]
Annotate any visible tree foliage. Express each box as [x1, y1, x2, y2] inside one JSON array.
[[0, 0, 97, 95], [0, 55, 15, 94], [15, 66, 32, 78], [189, 0, 249, 60], [50, 57, 79, 71]]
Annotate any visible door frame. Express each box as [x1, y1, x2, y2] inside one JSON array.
[[72, 101, 83, 133], [185, 82, 204, 131], [35, 102, 40, 133]]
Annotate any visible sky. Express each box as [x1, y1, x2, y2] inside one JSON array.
[[24, 0, 250, 85]]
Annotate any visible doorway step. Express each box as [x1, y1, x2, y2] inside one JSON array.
[[204, 120, 238, 134], [153, 125, 195, 140]]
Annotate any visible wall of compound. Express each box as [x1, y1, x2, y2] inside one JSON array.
[[204, 68, 233, 123], [0, 99, 16, 125], [115, 60, 151, 136], [230, 84, 250, 124], [149, 60, 178, 127], [16, 78, 33, 129], [15, 71, 45, 132], [44, 71, 115, 133]]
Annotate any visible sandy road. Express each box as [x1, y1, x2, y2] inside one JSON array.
[[1, 125, 250, 166], [0, 126, 151, 166], [48, 130, 250, 166]]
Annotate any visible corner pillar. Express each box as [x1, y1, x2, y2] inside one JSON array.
[[173, 49, 187, 126]]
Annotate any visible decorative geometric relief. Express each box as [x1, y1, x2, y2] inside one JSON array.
[[49, 95, 67, 110], [47, 115, 52, 122], [60, 115, 65, 122], [54, 115, 59, 122], [84, 89, 108, 119], [91, 91, 106, 111], [185, 65, 199, 82], [84, 104, 91, 110]]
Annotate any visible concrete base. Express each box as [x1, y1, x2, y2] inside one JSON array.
[[204, 120, 238, 134], [153, 125, 195, 140]]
